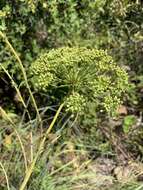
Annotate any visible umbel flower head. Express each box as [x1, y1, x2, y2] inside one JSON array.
[[30, 47, 129, 115]]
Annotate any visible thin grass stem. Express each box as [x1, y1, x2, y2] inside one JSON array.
[[0, 107, 28, 172], [0, 161, 10, 190], [0, 31, 41, 123], [19, 103, 64, 190]]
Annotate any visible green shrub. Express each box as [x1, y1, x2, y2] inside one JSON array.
[[30, 47, 129, 116], [0, 0, 104, 71], [94, 0, 143, 72], [0, 0, 142, 73]]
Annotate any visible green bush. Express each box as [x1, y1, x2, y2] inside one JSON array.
[[30, 47, 129, 116], [0, 0, 142, 73], [0, 0, 104, 71], [93, 0, 143, 72]]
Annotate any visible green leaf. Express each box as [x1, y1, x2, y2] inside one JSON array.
[[123, 115, 136, 134]]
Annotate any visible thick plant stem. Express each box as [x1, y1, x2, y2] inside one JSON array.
[[0, 31, 41, 123], [19, 103, 64, 190]]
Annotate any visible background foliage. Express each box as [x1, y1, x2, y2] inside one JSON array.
[[0, 1, 143, 189]]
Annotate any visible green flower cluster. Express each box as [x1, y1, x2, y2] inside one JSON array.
[[65, 93, 86, 114], [30, 47, 129, 115]]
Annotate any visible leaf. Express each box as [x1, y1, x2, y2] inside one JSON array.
[[3, 134, 13, 148], [123, 115, 136, 134]]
